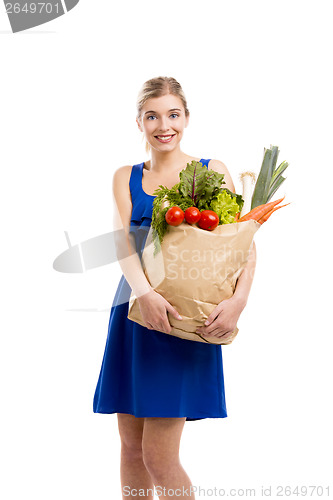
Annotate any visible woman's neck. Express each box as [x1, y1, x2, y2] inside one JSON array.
[[147, 147, 189, 173]]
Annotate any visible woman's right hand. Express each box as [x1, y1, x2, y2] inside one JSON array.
[[137, 289, 182, 334]]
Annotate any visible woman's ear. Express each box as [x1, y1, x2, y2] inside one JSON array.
[[136, 118, 143, 132], [185, 112, 190, 128]]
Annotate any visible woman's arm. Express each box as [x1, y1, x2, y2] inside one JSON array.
[[112, 166, 153, 298], [207, 158, 257, 305], [232, 240, 256, 311], [112, 166, 182, 332], [195, 159, 257, 338], [207, 158, 257, 309], [196, 244, 256, 338]]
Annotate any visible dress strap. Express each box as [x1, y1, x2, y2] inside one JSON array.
[[200, 158, 211, 168]]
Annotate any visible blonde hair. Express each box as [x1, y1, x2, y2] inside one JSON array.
[[136, 76, 190, 154]]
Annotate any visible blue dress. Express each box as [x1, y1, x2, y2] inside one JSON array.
[[93, 159, 228, 421]]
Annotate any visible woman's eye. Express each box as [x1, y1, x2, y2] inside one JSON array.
[[146, 113, 178, 120]]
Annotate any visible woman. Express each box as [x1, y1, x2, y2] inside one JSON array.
[[93, 76, 256, 499]]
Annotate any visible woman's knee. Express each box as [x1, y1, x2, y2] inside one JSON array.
[[117, 413, 144, 459], [142, 445, 180, 478], [142, 417, 185, 477]]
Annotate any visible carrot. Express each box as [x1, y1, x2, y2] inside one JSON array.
[[239, 201, 275, 221], [234, 212, 240, 221], [238, 196, 285, 222], [258, 202, 291, 224]]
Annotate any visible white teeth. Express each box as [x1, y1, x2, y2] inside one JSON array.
[[157, 135, 173, 139]]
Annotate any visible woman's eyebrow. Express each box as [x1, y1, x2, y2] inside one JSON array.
[[144, 108, 182, 115]]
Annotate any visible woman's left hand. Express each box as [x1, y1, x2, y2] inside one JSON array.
[[196, 297, 245, 340]]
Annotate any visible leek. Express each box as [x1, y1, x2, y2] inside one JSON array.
[[251, 145, 289, 209], [239, 171, 256, 217]]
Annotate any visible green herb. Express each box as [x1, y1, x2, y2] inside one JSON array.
[[151, 184, 192, 255]]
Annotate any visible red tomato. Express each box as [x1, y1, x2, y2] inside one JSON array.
[[197, 210, 219, 231], [165, 206, 185, 226], [184, 206, 201, 224]]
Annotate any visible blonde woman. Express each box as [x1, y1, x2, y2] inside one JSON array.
[[93, 76, 256, 499]]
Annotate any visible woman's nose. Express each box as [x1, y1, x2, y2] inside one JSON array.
[[158, 116, 170, 131]]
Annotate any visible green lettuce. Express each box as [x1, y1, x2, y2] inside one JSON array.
[[209, 189, 242, 224]]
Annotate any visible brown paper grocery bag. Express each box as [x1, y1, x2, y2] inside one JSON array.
[[128, 219, 260, 345]]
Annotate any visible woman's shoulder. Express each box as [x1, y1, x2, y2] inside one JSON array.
[[112, 164, 134, 194], [112, 163, 138, 184], [113, 163, 134, 176], [206, 158, 227, 171]]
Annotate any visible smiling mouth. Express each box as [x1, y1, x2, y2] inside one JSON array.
[[154, 134, 176, 142]]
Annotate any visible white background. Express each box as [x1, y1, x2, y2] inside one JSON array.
[[1, 1, 332, 498]]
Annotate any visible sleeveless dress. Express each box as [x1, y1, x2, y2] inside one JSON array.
[[93, 159, 228, 421]]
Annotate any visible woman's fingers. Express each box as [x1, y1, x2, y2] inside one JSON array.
[[201, 326, 220, 337], [146, 312, 172, 334], [165, 302, 183, 321], [138, 291, 169, 332], [217, 330, 234, 339], [145, 318, 168, 333], [200, 324, 234, 338]]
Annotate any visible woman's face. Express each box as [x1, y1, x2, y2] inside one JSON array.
[[137, 93, 189, 152]]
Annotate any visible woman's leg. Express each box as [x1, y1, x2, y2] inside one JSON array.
[[142, 417, 195, 499], [117, 413, 155, 499]]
